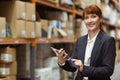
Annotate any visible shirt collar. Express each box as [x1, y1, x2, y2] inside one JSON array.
[[88, 30, 100, 43]]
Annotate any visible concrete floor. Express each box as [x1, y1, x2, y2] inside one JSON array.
[[111, 62, 120, 80]]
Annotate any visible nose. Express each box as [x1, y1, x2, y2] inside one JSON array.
[[88, 18, 92, 23]]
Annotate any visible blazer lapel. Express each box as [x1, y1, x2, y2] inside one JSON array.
[[90, 31, 103, 66], [80, 35, 87, 63]]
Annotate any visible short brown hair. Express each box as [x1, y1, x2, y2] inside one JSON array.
[[82, 5, 102, 20]]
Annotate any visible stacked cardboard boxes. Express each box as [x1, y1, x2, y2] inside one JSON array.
[[0, 1, 41, 38], [0, 46, 17, 80]]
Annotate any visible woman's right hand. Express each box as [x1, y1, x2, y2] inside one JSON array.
[[53, 48, 68, 64]]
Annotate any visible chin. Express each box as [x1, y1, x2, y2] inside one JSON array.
[[88, 28, 100, 32], [88, 28, 94, 31]]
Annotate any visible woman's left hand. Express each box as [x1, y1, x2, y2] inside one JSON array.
[[72, 59, 83, 72]]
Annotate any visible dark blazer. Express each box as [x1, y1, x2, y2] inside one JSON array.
[[60, 31, 116, 80]]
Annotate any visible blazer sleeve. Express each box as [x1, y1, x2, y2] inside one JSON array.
[[82, 37, 116, 78]]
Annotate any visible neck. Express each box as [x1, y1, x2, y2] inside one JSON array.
[[88, 29, 100, 40]]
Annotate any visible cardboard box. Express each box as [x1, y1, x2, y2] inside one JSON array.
[[0, 47, 16, 63], [0, 61, 17, 77], [15, 1, 26, 19], [0, 76, 16, 80], [0, 17, 6, 38], [35, 22, 41, 38], [25, 21, 35, 38], [41, 19, 48, 37], [0, 1, 26, 20], [0, 64, 9, 77], [9, 61, 17, 76], [10, 76, 16, 80], [41, 19, 48, 32], [12, 20, 26, 38], [0, 1, 26, 38], [26, 2, 36, 21]]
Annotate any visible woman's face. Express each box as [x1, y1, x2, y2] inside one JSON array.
[[84, 13, 101, 32]]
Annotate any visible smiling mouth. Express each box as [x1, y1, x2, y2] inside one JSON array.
[[88, 24, 94, 27]]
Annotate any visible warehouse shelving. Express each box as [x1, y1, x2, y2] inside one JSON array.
[[102, 20, 120, 29], [0, 37, 75, 80], [0, 0, 120, 80], [35, 0, 120, 30], [0, 38, 73, 45], [36, 38, 76, 43], [0, 38, 30, 45], [36, 0, 82, 16]]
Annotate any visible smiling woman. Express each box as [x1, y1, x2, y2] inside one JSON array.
[[52, 4, 116, 80]]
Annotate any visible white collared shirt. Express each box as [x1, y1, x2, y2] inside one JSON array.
[[83, 31, 100, 80]]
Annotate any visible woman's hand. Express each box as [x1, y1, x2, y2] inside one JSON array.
[[72, 59, 83, 72], [53, 48, 68, 64]]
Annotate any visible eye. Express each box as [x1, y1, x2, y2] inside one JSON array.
[[91, 15, 97, 18]]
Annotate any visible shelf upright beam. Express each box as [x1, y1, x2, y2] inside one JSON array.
[[31, 0, 36, 4], [29, 38, 37, 80]]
